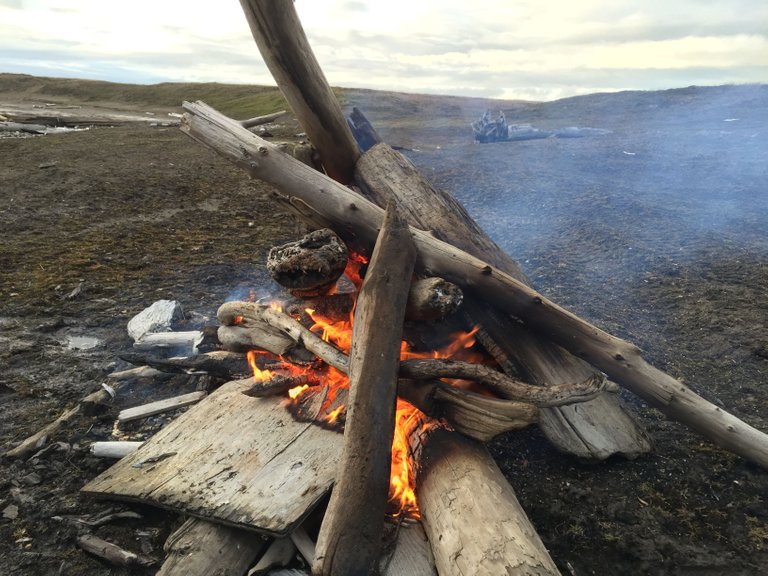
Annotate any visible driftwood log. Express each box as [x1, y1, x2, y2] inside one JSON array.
[[232, 0, 650, 463], [355, 140, 649, 459], [240, 110, 287, 129], [156, 517, 266, 576], [238, 0, 359, 183], [181, 102, 768, 470], [314, 203, 417, 575], [413, 427, 560, 575], [217, 301, 610, 441]]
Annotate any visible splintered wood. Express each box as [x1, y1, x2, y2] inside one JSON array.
[[82, 378, 343, 536]]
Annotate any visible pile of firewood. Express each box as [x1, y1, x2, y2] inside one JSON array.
[[6, 2, 768, 575]]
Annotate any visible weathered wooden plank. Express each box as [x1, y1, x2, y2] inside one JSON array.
[[82, 378, 343, 536], [117, 391, 207, 423]]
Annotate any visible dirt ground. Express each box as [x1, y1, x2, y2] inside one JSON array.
[[2, 84, 768, 575]]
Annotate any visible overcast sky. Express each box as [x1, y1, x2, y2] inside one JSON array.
[[1, 0, 766, 101]]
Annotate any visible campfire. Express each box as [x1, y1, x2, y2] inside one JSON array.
[[6, 2, 767, 575]]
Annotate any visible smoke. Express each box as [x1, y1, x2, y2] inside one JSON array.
[[393, 84, 767, 338]]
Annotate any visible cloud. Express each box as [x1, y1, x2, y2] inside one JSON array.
[[0, 0, 766, 101]]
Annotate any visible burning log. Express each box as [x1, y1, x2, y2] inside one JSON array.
[[412, 428, 560, 575], [180, 104, 768, 469], [405, 277, 463, 321], [218, 301, 349, 372], [242, 374, 320, 398], [314, 203, 417, 576], [397, 379, 539, 442], [217, 321, 296, 356], [267, 228, 348, 297], [157, 517, 266, 576], [399, 360, 611, 406], [238, 0, 359, 183]]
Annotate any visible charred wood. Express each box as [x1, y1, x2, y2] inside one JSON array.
[[119, 350, 252, 380], [405, 277, 463, 321], [267, 228, 348, 297]]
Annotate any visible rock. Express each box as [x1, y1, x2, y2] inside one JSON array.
[[2, 504, 19, 520], [127, 300, 183, 341]]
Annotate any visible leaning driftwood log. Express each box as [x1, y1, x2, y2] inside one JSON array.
[[180, 103, 768, 469], [238, 0, 359, 182], [239, 0, 648, 462], [314, 203, 417, 576], [355, 140, 649, 459]]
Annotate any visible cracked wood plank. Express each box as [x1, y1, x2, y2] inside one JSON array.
[[82, 378, 343, 536]]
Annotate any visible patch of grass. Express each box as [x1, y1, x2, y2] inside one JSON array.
[[0, 73, 288, 119]]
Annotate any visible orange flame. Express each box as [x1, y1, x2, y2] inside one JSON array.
[[388, 399, 438, 519], [247, 350, 274, 381], [288, 384, 309, 399]]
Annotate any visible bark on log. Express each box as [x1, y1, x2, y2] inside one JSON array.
[[355, 142, 649, 459], [156, 517, 266, 576], [180, 102, 768, 469], [413, 428, 560, 576], [238, 0, 360, 183], [267, 228, 348, 297], [314, 203, 417, 576]]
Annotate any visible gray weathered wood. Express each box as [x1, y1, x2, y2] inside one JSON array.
[[179, 102, 768, 470], [117, 391, 207, 423], [414, 428, 560, 576], [157, 517, 266, 576], [380, 523, 437, 576], [82, 379, 343, 535], [238, 0, 360, 183], [314, 203, 417, 576], [248, 537, 296, 575], [240, 110, 287, 129]]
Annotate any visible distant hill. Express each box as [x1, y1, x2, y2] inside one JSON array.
[[2, 72, 764, 143]]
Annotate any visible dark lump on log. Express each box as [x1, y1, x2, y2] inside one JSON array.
[[267, 228, 348, 297]]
